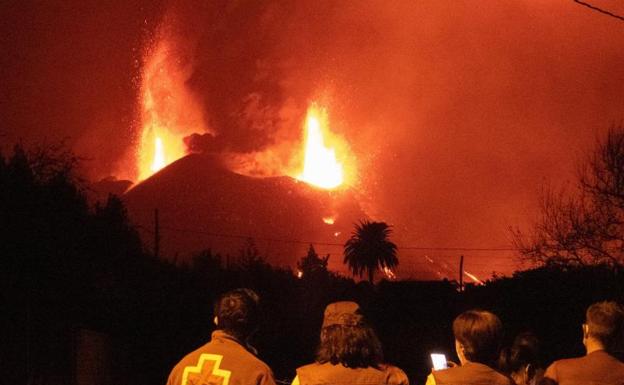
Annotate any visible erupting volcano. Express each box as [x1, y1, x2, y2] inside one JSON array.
[[120, 36, 366, 271], [132, 32, 355, 189], [297, 105, 345, 189], [134, 40, 355, 190], [108, 3, 372, 275]]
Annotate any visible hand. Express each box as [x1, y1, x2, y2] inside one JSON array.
[[431, 360, 459, 372]]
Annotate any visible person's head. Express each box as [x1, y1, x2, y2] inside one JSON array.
[[583, 301, 624, 354], [498, 332, 542, 385], [214, 288, 260, 341], [316, 301, 383, 368], [453, 309, 503, 366]]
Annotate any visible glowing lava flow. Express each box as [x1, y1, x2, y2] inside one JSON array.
[[382, 266, 397, 280], [464, 271, 484, 285], [298, 106, 344, 189], [322, 217, 335, 225]]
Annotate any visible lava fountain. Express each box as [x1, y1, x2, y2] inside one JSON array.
[[297, 104, 351, 189], [136, 36, 207, 181], [151, 137, 166, 173]]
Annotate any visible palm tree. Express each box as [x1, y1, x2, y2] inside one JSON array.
[[343, 220, 398, 283]]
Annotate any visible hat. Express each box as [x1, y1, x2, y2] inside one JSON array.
[[322, 301, 364, 328]]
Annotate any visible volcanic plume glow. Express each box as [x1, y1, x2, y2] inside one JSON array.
[[136, 36, 206, 181], [297, 105, 346, 189]]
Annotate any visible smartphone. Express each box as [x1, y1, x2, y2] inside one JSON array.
[[430, 353, 448, 370]]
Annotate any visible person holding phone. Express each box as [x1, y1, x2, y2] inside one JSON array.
[[425, 309, 512, 385]]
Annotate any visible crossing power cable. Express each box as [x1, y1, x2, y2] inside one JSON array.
[[135, 223, 517, 253], [573, 0, 624, 22]]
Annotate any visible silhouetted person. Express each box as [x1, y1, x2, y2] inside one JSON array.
[[291, 301, 408, 385], [166, 288, 276, 385], [425, 309, 512, 385], [499, 332, 544, 385], [543, 301, 624, 385]]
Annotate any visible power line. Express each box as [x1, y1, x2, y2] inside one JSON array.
[[400, 246, 514, 251], [573, 0, 624, 22], [146, 224, 346, 246], [135, 223, 517, 252], [403, 255, 518, 261]]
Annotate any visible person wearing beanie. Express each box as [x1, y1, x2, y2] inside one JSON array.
[[292, 301, 409, 385]]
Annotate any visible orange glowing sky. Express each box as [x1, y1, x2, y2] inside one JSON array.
[[2, 1, 624, 277]]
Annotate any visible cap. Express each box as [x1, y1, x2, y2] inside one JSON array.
[[322, 301, 364, 328]]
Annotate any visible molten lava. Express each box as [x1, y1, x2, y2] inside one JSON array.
[[135, 37, 207, 181], [151, 137, 166, 173], [464, 271, 484, 285], [298, 105, 345, 189], [322, 216, 335, 225], [382, 266, 397, 280]]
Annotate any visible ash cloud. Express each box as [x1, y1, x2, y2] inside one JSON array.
[[172, 1, 624, 255]]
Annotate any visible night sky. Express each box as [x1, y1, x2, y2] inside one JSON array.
[[2, 1, 624, 277]]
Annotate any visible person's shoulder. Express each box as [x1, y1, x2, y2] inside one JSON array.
[[295, 362, 325, 385], [431, 364, 462, 382], [432, 363, 511, 385], [215, 335, 271, 373], [491, 369, 514, 385], [380, 364, 409, 385], [171, 343, 210, 370], [238, 348, 273, 373], [593, 350, 624, 365], [432, 365, 463, 376], [594, 350, 624, 373], [296, 362, 323, 375], [548, 355, 585, 370], [544, 356, 574, 381], [222, 345, 275, 384], [297, 362, 322, 370]]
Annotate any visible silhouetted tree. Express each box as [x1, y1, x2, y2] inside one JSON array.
[[90, 194, 143, 258], [238, 238, 265, 269], [344, 220, 398, 283], [512, 127, 624, 266], [297, 244, 329, 279], [236, 237, 275, 289], [193, 249, 222, 273], [0, 143, 170, 384]]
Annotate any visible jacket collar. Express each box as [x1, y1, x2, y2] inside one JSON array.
[[211, 329, 259, 356]]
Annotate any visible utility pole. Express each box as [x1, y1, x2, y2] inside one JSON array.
[[154, 208, 160, 259], [459, 255, 464, 292]]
